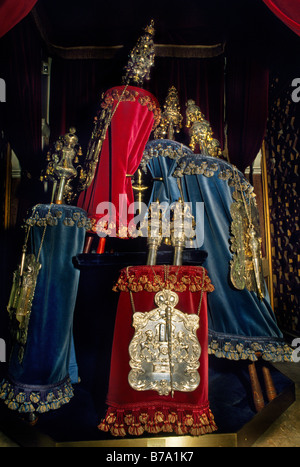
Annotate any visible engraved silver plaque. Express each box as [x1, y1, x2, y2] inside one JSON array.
[[128, 289, 201, 396]]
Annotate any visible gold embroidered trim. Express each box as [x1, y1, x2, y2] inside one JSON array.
[[101, 87, 161, 128], [113, 267, 214, 293], [25, 207, 92, 230], [99, 405, 217, 437], [0, 377, 74, 414], [208, 338, 294, 362]]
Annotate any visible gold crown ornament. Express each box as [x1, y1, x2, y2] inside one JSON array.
[[154, 86, 183, 140], [186, 99, 222, 157]]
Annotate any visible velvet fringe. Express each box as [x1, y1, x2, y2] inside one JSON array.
[[208, 334, 294, 362], [0, 376, 74, 413], [98, 404, 217, 437]]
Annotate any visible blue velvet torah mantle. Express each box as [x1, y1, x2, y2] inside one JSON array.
[[0, 204, 89, 414], [143, 140, 293, 363]]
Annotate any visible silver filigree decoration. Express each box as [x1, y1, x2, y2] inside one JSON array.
[[128, 289, 201, 396]]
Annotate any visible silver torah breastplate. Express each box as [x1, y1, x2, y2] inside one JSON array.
[[128, 289, 201, 396]]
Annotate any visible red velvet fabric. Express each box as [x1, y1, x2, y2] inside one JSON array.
[[0, 0, 38, 38], [263, 0, 300, 36], [77, 86, 160, 237], [98, 265, 217, 437]]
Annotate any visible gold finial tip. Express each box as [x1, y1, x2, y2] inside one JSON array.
[[145, 19, 155, 35], [122, 19, 156, 86]]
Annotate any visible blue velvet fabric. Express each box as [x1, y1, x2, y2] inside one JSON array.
[[0, 204, 89, 413], [144, 140, 292, 362], [145, 140, 193, 204]]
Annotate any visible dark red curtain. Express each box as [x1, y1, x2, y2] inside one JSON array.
[[49, 58, 102, 145], [0, 15, 43, 219], [48, 56, 125, 150], [49, 54, 225, 154], [226, 50, 269, 173], [147, 56, 225, 150], [0, 17, 42, 176], [263, 0, 300, 36], [0, 0, 38, 39]]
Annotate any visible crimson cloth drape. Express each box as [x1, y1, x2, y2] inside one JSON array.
[[226, 52, 269, 173], [0, 0, 38, 39], [77, 86, 160, 237], [263, 0, 300, 36], [98, 265, 217, 437], [49, 55, 225, 153]]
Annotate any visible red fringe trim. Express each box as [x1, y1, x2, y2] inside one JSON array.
[[98, 405, 218, 437], [113, 267, 215, 294]]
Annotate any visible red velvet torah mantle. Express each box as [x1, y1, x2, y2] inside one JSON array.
[[77, 85, 160, 237], [98, 265, 217, 437]]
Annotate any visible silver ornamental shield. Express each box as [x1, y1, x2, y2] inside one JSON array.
[[128, 289, 201, 396]]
